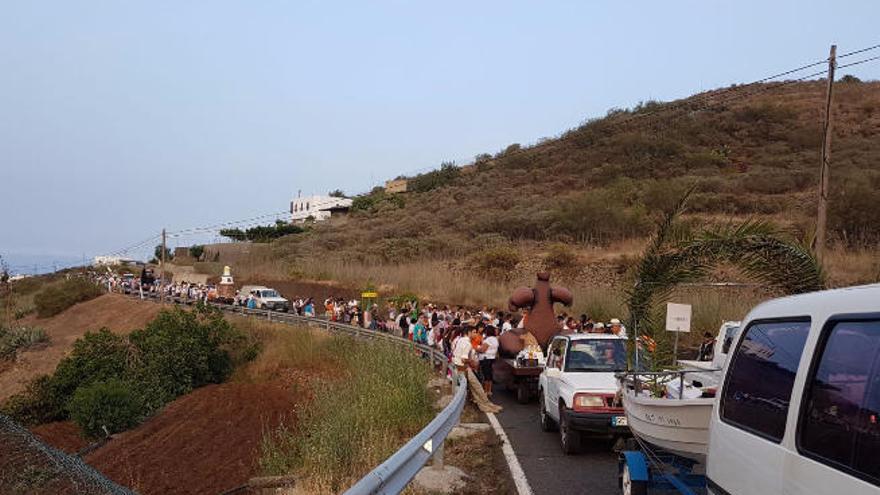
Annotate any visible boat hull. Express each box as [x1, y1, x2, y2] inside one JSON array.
[[621, 389, 714, 461]]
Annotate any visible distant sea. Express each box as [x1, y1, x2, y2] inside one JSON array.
[[1, 253, 86, 276]]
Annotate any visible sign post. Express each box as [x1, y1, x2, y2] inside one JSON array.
[[665, 302, 692, 365]]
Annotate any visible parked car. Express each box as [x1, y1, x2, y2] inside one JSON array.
[[707, 283, 880, 495], [236, 285, 289, 312], [538, 333, 630, 454]]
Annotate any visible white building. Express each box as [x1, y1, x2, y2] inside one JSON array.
[[290, 195, 353, 223], [93, 256, 139, 266]]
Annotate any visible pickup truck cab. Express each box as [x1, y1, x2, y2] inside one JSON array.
[[539, 333, 629, 454], [237, 285, 290, 312], [708, 283, 880, 495]]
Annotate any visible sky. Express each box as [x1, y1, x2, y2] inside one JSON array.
[[1, 0, 879, 271]]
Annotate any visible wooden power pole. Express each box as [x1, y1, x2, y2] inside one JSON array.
[[160, 228, 166, 304], [814, 44, 837, 261]]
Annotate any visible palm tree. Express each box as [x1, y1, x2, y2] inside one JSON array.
[[626, 188, 824, 367]]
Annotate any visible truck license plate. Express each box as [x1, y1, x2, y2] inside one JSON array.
[[612, 416, 628, 426]]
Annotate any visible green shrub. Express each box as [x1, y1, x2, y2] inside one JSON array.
[[127, 305, 245, 410], [2, 305, 252, 431], [68, 379, 143, 438], [34, 278, 102, 318], [0, 375, 66, 425], [0, 326, 48, 359], [189, 245, 205, 260], [52, 329, 130, 404], [409, 162, 460, 193]]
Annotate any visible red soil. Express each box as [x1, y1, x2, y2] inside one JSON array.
[[82, 380, 298, 495]]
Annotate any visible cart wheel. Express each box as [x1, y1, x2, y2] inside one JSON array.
[[539, 391, 556, 432], [559, 406, 581, 455], [620, 463, 647, 495], [516, 383, 530, 404]]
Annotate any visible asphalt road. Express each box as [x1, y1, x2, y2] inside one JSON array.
[[494, 387, 622, 495]]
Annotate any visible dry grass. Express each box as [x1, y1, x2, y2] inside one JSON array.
[[823, 246, 880, 286]]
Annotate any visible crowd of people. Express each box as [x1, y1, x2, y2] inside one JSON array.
[[95, 268, 632, 393]]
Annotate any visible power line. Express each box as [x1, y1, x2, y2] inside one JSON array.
[[837, 54, 880, 70], [839, 44, 880, 59]]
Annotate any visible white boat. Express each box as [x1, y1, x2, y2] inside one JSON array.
[[620, 381, 714, 460], [618, 321, 742, 461]]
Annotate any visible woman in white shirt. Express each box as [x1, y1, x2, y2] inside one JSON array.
[[480, 326, 500, 397]]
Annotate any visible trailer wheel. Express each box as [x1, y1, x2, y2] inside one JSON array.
[[620, 463, 647, 495]]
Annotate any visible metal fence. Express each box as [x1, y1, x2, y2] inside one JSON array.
[[134, 294, 468, 494], [0, 414, 137, 495]]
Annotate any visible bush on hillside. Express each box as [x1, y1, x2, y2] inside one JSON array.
[[472, 246, 520, 280], [0, 326, 48, 360], [68, 379, 143, 438], [52, 329, 130, 404], [0, 375, 66, 425], [543, 244, 579, 272], [34, 278, 103, 318], [550, 192, 650, 244], [189, 245, 205, 260], [127, 305, 251, 410], [2, 305, 254, 429], [409, 162, 460, 193], [830, 179, 880, 246]]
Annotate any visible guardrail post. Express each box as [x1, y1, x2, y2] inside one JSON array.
[[432, 439, 444, 470], [268, 311, 272, 322]]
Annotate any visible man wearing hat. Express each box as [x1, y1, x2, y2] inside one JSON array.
[[609, 318, 628, 338]]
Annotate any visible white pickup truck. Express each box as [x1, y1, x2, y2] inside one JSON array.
[[538, 333, 630, 454]]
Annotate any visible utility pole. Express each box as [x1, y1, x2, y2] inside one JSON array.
[[160, 228, 166, 305], [813, 44, 836, 261]]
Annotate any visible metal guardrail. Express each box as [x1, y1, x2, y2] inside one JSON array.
[[126, 292, 467, 494]]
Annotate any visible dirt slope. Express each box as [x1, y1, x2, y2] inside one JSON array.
[[0, 294, 163, 402], [84, 381, 297, 495]]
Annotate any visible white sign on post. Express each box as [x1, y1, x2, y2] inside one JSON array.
[[665, 303, 692, 333]]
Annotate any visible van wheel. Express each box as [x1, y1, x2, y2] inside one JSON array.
[[559, 406, 581, 455], [539, 392, 556, 432], [620, 463, 647, 495]]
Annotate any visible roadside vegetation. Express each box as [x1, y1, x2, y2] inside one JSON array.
[[1, 305, 257, 438], [242, 321, 433, 494], [0, 326, 48, 360], [33, 278, 103, 318]]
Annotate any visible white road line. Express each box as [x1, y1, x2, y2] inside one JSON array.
[[486, 412, 534, 495]]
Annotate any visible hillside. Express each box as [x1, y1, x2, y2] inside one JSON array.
[[214, 79, 880, 319]]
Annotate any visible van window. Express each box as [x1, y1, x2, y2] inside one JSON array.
[[799, 319, 880, 485], [720, 319, 810, 442]]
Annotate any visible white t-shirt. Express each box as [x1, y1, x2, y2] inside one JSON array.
[[482, 336, 499, 360], [502, 322, 513, 333], [452, 336, 473, 367]]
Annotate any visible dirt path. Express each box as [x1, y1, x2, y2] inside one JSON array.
[[84, 381, 298, 495], [0, 294, 163, 402]]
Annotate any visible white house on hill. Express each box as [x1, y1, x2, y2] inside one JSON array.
[[290, 195, 352, 223]]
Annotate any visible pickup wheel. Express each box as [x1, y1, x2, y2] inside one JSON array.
[[539, 391, 557, 432], [559, 405, 581, 455]]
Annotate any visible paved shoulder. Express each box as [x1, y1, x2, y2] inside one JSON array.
[[493, 388, 621, 495]]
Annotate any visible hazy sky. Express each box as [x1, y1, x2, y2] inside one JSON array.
[[2, 0, 879, 266]]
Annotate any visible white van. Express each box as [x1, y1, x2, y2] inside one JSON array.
[[707, 284, 880, 494]]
